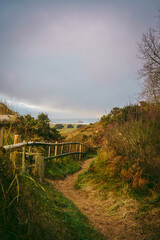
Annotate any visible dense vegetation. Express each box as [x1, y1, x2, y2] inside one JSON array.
[[0, 108, 102, 239], [14, 113, 62, 141], [0, 152, 103, 240], [76, 102, 160, 198], [1, 12, 160, 240], [45, 156, 83, 180], [67, 124, 74, 128], [55, 124, 64, 129], [77, 124, 83, 128]]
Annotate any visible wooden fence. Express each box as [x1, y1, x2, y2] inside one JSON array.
[[1, 140, 90, 181]]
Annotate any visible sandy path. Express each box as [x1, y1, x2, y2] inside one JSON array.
[[46, 158, 143, 240]]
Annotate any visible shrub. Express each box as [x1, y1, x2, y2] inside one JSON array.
[[55, 124, 64, 129], [67, 124, 74, 128], [82, 134, 88, 140], [14, 113, 62, 141], [77, 124, 83, 128], [0, 152, 103, 240], [102, 103, 160, 192]]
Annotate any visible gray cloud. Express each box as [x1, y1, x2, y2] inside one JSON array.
[[0, 0, 159, 118]]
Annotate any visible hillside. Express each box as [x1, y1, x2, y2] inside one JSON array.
[[60, 103, 160, 239], [63, 122, 107, 147], [1, 102, 160, 240]]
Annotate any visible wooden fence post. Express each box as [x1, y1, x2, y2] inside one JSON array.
[[35, 154, 44, 181], [55, 142, 57, 161], [0, 126, 4, 147], [14, 135, 19, 144], [61, 144, 63, 155], [11, 134, 19, 174], [48, 146, 51, 157], [79, 144, 82, 160], [76, 143, 78, 159], [28, 146, 31, 153], [22, 141, 25, 171]]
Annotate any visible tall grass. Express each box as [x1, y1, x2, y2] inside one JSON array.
[[77, 103, 160, 196], [104, 104, 160, 192], [0, 125, 103, 239]]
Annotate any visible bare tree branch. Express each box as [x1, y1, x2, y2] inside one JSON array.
[[137, 14, 160, 103]]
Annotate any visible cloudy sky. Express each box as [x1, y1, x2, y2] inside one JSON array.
[[0, 0, 159, 120]]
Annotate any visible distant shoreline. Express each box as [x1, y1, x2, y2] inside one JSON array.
[[51, 118, 99, 125]]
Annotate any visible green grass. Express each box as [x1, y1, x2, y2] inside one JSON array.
[[0, 173, 104, 240], [45, 154, 95, 180], [0, 150, 104, 240], [75, 151, 122, 193], [45, 156, 82, 179]]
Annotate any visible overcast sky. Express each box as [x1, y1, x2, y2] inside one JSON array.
[[0, 0, 159, 120]]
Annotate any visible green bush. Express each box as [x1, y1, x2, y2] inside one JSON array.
[[77, 125, 83, 128], [55, 124, 64, 129], [67, 124, 74, 128], [101, 103, 160, 192], [45, 157, 81, 179], [14, 113, 62, 141]]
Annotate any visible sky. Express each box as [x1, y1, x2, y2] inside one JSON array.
[[0, 0, 160, 120]]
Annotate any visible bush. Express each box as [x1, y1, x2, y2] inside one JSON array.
[[82, 134, 88, 140], [102, 103, 160, 192], [77, 125, 83, 128], [67, 124, 74, 128], [55, 124, 64, 129], [45, 157, 81, 179], [101, 104, 141, 126], [0, 152, 103, 240], [14, 113, 62, 141]]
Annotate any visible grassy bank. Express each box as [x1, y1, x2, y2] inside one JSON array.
[[74, 103, 160, 238], [45, 156, 82, 179], [76, 103, 160, 196], [75, 149, 160, 239], [45, 153, 97, 180], [0, 153, 103, 240]]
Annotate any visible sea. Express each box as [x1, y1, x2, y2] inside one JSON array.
[[51, 118, 99, 125]]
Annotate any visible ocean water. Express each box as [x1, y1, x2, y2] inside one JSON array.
[[51, 118, 99, 125]]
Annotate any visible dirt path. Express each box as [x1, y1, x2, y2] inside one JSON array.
[[46, 158, 144, 240]]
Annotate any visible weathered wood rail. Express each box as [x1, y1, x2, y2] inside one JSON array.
[[2, 141, 92, 180]]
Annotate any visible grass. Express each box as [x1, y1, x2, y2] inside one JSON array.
[[75, 150, 122, 193], [0, 175, 104, 240], [45, 154, 96, 180], [74, 152, 160, 239], [0, 150, 104, 240], [45, 156, 82, 179], [64, 122, 106, 148]]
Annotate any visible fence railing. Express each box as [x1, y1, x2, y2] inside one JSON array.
[[1, 141, 91, 180]]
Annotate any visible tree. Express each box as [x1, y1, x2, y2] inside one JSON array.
[[15, 113, 61, 141], [36, 113, 61, 141], [15, 114, 37, 140], [137, 15, 160, 103]]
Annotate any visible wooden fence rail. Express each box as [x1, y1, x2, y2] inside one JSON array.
[[1, 141, 92, 181], [2, 141, 89, 152]]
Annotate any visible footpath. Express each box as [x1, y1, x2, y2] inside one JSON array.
[[47, 158, 146, 240]]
